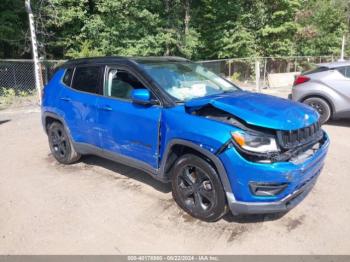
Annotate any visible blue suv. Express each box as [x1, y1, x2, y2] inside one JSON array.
[[42, 56, 329, 221]]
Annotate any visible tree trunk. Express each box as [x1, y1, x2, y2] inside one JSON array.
[[184, 0, 190, 36]]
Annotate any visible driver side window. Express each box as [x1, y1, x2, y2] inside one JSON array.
[[104, 68, 146, 100]]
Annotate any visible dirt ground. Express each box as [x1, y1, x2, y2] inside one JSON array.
[[0, 91, 350, 254]]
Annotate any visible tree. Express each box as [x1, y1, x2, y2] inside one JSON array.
[[193, 0, 247, 59], [295, 0, 347, 56], [258, 0, 301, 56], [1, 0, 350, 59], [0, 0, 28, 58], [36, 0, 92, 58]]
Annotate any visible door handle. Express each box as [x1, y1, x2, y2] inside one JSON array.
[[99, 105, 112, 111], [60, 97, 71, 102]]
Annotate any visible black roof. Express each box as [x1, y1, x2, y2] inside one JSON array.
[[60, 56, 189, 68]]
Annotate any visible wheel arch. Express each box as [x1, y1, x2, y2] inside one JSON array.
[[300, 94, 335, 116], [44, 115, 63, 133], [159, 139, 233, 196], [42, 112, 73, 139]]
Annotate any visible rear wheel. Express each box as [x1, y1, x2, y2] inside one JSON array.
[[171, 154, 227, 222], [303, 97, 331, 124], [47, 122, 81, 164]]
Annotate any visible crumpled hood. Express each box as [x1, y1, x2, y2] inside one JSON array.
[[185, 91, 319, 130]]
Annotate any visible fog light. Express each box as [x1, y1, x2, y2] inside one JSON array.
[[249, 182, 288, 196]]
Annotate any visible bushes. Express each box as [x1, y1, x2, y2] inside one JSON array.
[[0, 87, 35, 109]]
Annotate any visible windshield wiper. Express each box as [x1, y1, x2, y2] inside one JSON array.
[[222, 90, 237, 94]]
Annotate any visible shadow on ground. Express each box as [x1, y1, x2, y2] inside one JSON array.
[[223, 211, 287, 224], [0, 119, 10, 125], [82, 155, 172, 193], [81, 155, 288, 224]]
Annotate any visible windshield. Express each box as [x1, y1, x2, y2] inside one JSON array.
[[138, 61, 239, 102]]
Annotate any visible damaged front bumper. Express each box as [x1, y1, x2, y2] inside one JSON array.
[[226, 172, 320, 215], [219, 131, 329, 215]]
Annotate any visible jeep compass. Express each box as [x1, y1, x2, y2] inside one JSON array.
[[41, 56, 329, 222]]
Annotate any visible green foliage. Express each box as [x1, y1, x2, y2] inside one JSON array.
[[0, 0, 28, 58], [0, 87, 17, 108], [230, 72, 241, 82], [0, 0, 349, 59], [216, 24, 257, 59], [258, 0, 301, 56], [296, 0, 348, 56], [65, 40, 103, 58], [0, 87, 36, 109]]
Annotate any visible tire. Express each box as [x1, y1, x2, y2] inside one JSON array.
[[171, 154, 227, 222], [303, 97, 331, 124], [47, 122, 81, 164]]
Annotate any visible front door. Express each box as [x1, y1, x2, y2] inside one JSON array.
[[96, 66, 162, 169]]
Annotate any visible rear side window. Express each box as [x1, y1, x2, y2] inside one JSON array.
[[335, 66, 350, 78], [72, 66, 101, 94], [62, 68, 73, 86], [303, 66, 329, 75]]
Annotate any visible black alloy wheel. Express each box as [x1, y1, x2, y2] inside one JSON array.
[[48, 122, 81, 164], [304, 97, 331, 124], [171, 154, 227, 222]]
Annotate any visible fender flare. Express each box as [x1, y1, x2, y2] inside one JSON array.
[[42, 111, 74, 141], [159, 139, 233, 196], [299, 93, 335, 114]]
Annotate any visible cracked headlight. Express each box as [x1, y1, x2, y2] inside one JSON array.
[[231, 131, 279, 153]]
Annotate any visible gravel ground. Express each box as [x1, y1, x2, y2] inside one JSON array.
[[0, 91, 350, 254]]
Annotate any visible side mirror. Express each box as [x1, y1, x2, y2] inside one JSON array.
[[131, 89, 152, 105]]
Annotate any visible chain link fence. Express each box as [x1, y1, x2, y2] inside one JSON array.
[[199, 56, 346, 91], [0, 59, 62, 108], [0, 56, 347, 107], [0, 59, 62, 94]]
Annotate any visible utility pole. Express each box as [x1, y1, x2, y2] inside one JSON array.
[[255, 59, 260, 92], [340, 35, 346, 61], [25, 0, 42, 104]]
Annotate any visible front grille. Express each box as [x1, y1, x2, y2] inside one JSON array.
[[277, 121, 322, 149]]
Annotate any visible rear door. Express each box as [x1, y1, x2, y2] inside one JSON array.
[[59, 65, 103, 147], [96, 65, 162, 168]]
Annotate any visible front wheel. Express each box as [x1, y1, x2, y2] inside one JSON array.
[[303, 97, 331, 124], [171, 154, 227, 222]]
